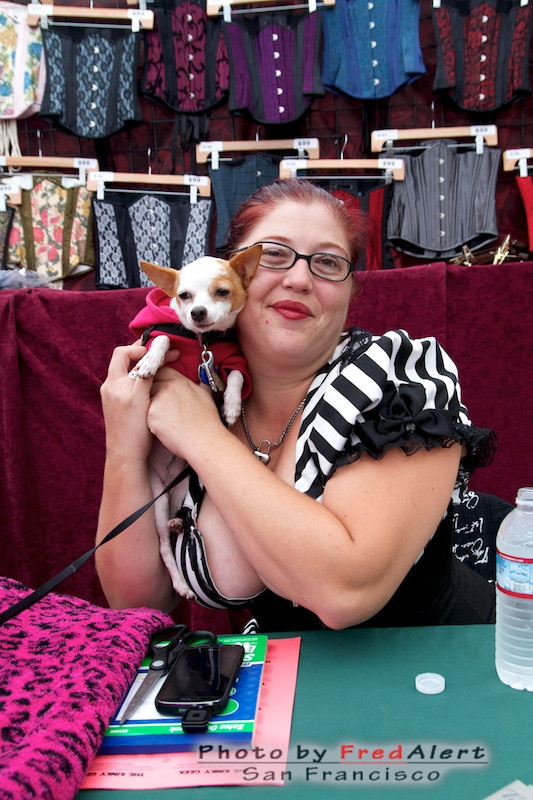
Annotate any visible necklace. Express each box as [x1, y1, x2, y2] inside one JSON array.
[[241, 398, 306, 465]]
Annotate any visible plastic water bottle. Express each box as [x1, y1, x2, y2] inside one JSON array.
[[495, 487, 533, 690]]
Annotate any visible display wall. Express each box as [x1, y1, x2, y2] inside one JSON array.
[[11, 0, 533, 268]]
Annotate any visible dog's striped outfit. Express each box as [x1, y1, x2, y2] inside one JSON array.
[[168, 327, 496, 621]]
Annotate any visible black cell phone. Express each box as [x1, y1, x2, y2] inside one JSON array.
[[155, 643, 244, 716]]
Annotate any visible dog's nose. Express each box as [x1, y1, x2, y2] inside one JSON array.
[[191, 306, 207, 322]]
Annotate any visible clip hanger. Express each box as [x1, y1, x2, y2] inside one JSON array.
[[279, 157, 405, 182], [26, 3, 154, 31], [0, 155, 98, 172], [371, 125, 498, 155], [206, 0, 334, 16], [86, 170, 211, 203], [0, 155, 99, 204], [196, 138, 320, 169]]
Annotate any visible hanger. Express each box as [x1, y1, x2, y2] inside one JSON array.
[[371, 125, 498, 155], [86, 170, 212, 202], [206, 0, 334, 18], [26, 3, 154, 31], [0, 155, 99, 205], [433, 0, 529, 5], [279, 157, 405, 182], [0, 155, 98, 173], [502, 148, 533, 177], [196, 137, 320, 169]]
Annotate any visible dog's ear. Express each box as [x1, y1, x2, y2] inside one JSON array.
[[228, 244, 262, 288], [139, 261, 180, 297]]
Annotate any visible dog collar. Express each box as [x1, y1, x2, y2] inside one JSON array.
[[141, 324, 239, 349]]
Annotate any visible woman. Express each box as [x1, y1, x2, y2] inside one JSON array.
[[96, 179, 495, 631]]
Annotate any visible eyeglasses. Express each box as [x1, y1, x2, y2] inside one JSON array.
[[237, 242, 355, 282]]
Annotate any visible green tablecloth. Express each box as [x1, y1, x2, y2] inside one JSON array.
[[78, 624, 533, 799]]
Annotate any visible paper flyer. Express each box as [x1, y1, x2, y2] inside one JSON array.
[[81, 637, 301, 790]]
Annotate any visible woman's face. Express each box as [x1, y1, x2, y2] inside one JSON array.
[[236, 200, 354, 374]]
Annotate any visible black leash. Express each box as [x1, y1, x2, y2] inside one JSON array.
[[0, 466, 191, 626]]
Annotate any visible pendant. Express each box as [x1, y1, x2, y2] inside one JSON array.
[[254, 440, 272, 465]]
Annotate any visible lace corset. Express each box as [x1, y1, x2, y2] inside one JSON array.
[[92, 193, 212, 288], [40, 26, 141, 137]]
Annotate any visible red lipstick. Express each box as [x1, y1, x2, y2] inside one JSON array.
[[271, 301, 313, 320]]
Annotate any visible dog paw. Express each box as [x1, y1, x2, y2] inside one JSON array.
[[168, 570, 196, 601], [223, 372, 244, 426], [174, 583, 197, 602], [223, 405, 240, 426], [129, 353, 161, 379], [223, 392, 242, 426], [168, 518, 184, 533]]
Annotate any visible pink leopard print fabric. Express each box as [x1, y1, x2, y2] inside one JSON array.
[[0, 577, 173, 800]]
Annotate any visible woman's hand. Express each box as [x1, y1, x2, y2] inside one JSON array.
[[147, 366, 222, 459], [100, 343, 181, 462]]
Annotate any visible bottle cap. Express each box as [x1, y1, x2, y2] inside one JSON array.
[[415, 672, 445, 694]]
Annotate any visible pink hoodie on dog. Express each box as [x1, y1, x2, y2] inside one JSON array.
[[129, 288, 252, 398]]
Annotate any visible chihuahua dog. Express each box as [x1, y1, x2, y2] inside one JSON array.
[[128, 245, 262, 600]]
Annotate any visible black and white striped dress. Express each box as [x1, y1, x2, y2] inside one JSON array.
[[169, 328, 496, 628]]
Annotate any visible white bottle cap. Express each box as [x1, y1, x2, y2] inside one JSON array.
[[415, 672, 445, 694]]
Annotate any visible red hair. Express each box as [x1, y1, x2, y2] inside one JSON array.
[[225, 179, 368, 267]]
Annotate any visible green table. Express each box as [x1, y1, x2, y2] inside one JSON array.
[[78, 625, 533, 799]]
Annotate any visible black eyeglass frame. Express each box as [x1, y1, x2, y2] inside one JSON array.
[[233, 241, 355, 282]]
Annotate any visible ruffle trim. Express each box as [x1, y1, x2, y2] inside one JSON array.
[[332, 415, 497, 476], [453, 421, 497, 471]]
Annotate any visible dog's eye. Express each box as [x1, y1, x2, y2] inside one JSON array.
[[178, 291, 192, 301], [215, 288, 230, 298]]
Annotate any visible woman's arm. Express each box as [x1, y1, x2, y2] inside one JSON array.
[[95, 344, 177, 611], [147, 367, 461, 628]]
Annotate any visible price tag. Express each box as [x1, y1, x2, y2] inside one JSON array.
[[74, 157, 98, 183], [377, 158, 403, 170], [89, 171, 114, 199], [505, 148, 532, 160], [470, 124, 497, 137], [505, 149, 531, 177], [90, 171, 115, 183], [373, 129, 399, 142], [0, 180, 18, 211], [198, 141, 223, 168], [183, 174, 208, 186], [292, 138, 318, 150], [74, 158, 98, 168], [26, 3, 54, 17], [127, 8, 152, 31], [198, 141, 223, 152], [281, 159, 307, 170]]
